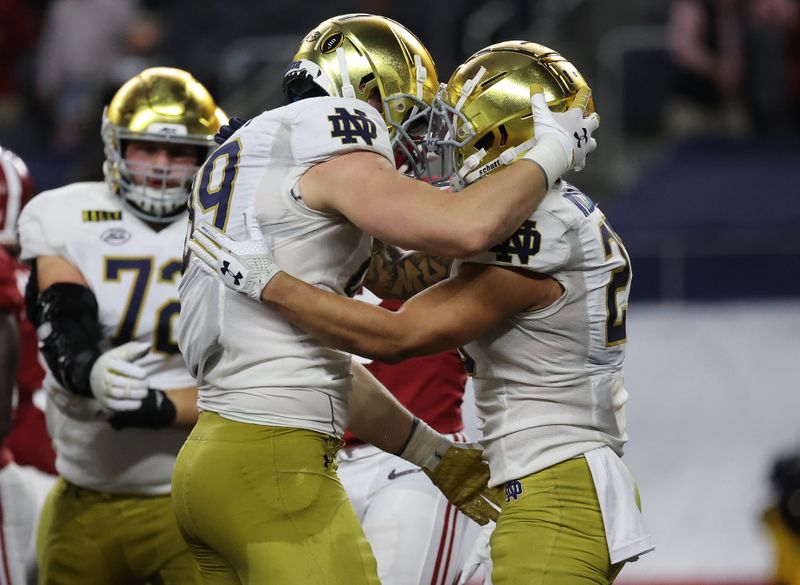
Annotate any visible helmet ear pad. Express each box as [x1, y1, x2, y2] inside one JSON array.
[[283, 69, 329, 103]]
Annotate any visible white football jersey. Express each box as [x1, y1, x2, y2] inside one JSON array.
[[178, 96, 393, 437], [18, 182, 194, 495], [453, 181, 631, 487]]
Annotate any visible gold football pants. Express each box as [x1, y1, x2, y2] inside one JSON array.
[[763, 506, 800, 585], [491, 456, 626, 585], [171, 411, 380, 585], [37, 477, 200, 585]]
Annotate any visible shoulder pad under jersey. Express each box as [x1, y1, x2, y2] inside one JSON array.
[[19, 182, 116, 260]]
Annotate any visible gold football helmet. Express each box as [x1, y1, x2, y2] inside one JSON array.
[[433, 41, 595, 188], [283, 13, 439, 178], [102, 67, 226, 222]]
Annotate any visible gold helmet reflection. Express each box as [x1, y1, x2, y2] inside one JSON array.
[[434, 41, 594, 188], [284, 13, 439, 178], [102, 67, 227, 222]]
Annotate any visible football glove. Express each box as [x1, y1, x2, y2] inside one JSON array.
[[523, 86, 600, 188], [398, 417, 501, 525], [187, 211, 282, 301], [108, 388, 177, 430], [425, 443, 502, 525], [88, 341, 151, 411], [214, 116, 248, 145]]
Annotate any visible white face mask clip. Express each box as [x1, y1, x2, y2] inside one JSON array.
[[336, 47, 356, 99]]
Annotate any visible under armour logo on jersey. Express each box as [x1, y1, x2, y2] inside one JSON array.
[[328, 108, 378, 145], [220, 260, 243, 286], [505, 479, 523, 503], [574, 128, 589, 148], [490, 220, 542, 264], [323, 454, 336, 469]]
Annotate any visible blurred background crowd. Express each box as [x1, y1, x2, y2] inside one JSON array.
[[1, 1, 799, 583], [2, 0, 799, 300]]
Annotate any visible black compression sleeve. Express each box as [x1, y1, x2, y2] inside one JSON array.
[[32, 282, 102, 397]]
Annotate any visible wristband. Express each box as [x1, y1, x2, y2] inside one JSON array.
[[397, 417, 452, 472], [521, 134, 572, 190]]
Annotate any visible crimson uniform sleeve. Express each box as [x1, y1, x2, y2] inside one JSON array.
[[0, 248, 22, 316]]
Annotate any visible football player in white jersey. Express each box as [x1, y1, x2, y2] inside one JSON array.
[[17, 67, 226, 585], [176, 14, 598, 585], [189, 42, 654, 585]]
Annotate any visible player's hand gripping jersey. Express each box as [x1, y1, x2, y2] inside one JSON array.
[[453, 181, 632, 486], [18, 183, 194, 494], [179, 97, 393, 437]]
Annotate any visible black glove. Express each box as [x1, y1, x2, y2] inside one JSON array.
[[108, 388, 177, 430], [214, 116, 248, 145], [771, 453, 800, 535]]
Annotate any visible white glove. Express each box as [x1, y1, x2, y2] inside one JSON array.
[[187, 210, 281, 302], [88, 341, 150, 411], [458, 522, 495, 585], [523, 86, 600, 187]]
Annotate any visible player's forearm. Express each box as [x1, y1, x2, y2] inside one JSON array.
[[363, 241, 452, 300], [451, 160, 548, 255], [347, 360, 415, 453], [166, 386, 199, 429], [262, 272, 421, 362]]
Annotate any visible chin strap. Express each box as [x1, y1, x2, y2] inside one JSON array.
[[455, 136, 539, 188]]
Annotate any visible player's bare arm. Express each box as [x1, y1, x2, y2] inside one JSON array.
[[299, 86, 597, 259], [36, 255, 89, 288], [300, 151, 549, 258], [161, 386, 199, 429], [362, 240, 452, 300], [262, 262, 563, 363], [347, 359, 415, 452]]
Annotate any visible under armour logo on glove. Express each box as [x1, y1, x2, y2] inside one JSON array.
[[220, 260, 244, 286], [574, 128, 589, 148], [187, 212, 282, 301]]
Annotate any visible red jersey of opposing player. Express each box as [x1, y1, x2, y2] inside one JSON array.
[[0, 246, 55, 474], [344, 298, 467, 446]]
